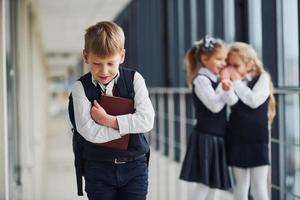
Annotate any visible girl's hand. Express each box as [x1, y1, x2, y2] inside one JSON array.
[[220, 67, 231, 81], [90, 100, 107, 125], [230, 68, 242, 81], [221, 79, 232, 91]]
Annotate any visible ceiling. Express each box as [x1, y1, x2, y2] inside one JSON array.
[[37, 0, 131, 54], [36, 0, 131, 74]]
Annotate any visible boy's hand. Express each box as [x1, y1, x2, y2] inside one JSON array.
[[91, 100, 118, 129], [91, 100, 107, 124]]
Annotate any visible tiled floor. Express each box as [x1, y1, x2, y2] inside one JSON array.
[[43, 114, 87, 200], [43, 113, 233, 200]]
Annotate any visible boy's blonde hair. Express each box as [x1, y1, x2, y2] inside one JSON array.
[[229, 42, 276, 125], [185, 37, 225, 87], [84, 21, 125, 56]]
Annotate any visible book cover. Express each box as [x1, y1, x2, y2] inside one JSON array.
[[95, 95, 134, 150]]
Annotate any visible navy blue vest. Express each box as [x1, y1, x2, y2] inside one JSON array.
[[80, 73, 149, 161], [192, 75, 227, 137], [228, 75, 269, 144]]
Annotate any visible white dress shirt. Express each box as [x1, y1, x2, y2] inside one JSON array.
[[71, 70, 155, 143], [232, 72, 270, 108], [193, 68, 238, 113]]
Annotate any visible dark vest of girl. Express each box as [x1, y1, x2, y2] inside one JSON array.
[[79, 69, 149, 161], [192, 75, 227, 137], [228, 75, 269, 144]]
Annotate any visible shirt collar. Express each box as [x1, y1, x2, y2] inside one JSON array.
[[91, 71, 120, 92], [198, 68, 218, 82], [243, 73, 252, 82]]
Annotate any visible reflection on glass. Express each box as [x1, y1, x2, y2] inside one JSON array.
[[283, 94, 300, 199], [284, 145, 300, 199], [284, 94, 300, 145]]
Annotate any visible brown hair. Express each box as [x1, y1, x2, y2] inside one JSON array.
[[229, 42, 276, 124], [185, 38, 225, 87], [84, 21, 125, 56]]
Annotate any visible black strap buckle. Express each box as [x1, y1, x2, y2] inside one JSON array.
[[114, 158, 127, 164]]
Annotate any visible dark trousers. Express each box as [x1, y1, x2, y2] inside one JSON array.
[[84, 156, 148, 200]]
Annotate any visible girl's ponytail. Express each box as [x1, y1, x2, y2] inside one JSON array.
[[268, 80, 276, 125], [185, 46, 199, 88]]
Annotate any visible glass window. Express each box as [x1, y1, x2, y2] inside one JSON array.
[[277, 1, 300, 199], [282, 0, 299, 87], [248, 0, 262, 57], [223, 0, 235, 42], [283, 94, 300, 198], [205, 0, 214, 35], [234, 0, 249, 42]]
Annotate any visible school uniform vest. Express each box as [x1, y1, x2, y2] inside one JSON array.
[[227, 75, 269, 167], [228, 75, 269, 144], [193, 75, 227, 137], [78, 69, 149, 161]]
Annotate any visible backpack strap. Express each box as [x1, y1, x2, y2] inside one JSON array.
[[115, 67, 135, 98], [68, 73, 97, 196]]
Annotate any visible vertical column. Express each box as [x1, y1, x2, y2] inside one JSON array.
[[205, 0, 214, 36], [177, 0, 185, 86], [0, 0, 9, 199], [223, 0, 235, 42], [248, 0, 262, 57], [276, 0, 284, 198], [179, 93, 187, 200], [167, 93, 175, 200], [190, 0, 197, 42]]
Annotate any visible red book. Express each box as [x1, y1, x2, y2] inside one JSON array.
[[95, 95, 134, 150]]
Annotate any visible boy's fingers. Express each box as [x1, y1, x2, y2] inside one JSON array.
[[93, 100, 101, 108], [91, 107, 97, 113]]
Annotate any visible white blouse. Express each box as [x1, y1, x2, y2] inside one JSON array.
[[193, 68, 239, 113], [232, 72, 270, 108]]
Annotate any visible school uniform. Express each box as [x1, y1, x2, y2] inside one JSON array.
[[180, 68, 237, 190], [227, 73, 271, 168], [71, 67, 155, 200]]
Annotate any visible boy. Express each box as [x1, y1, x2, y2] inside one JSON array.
[[70, 21, 155, 200]]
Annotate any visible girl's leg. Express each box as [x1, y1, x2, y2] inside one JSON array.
[[250, 165, 269, 200], [205, 189, 216, 200], [188, 183, 210, 200], [232, 167, 250, 200]]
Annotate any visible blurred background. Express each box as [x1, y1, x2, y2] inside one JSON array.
[[0, 0, 299, 199]]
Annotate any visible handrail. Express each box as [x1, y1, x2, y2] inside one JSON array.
[[147, 87, 300, 200], [149, 86, 300, 94]]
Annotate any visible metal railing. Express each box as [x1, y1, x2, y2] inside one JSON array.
[[147, 88, 191, 200], [147, 87, 300, 200], [147, 88, 232, 200]]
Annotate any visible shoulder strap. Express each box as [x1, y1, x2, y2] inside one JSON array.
[[68, 73, 95, 129], [115, 67, 135, 98], [80, 72, 100, 102], [68, 72, 94, 197], [68, 94, 76, 130]]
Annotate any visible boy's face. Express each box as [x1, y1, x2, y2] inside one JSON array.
[[83, 49, 125, 84]]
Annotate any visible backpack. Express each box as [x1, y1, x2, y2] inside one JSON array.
[[68, 67, 135, 196]]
